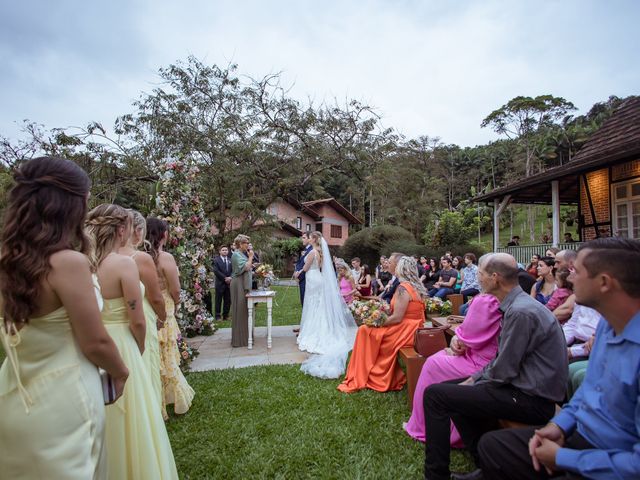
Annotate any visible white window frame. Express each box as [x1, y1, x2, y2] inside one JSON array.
[[611, 178, 640, 239]]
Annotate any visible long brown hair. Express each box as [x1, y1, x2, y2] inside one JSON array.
[[0, 157, 91, 323], [146, 217, 169, 264], [85, 204, 131, 271]]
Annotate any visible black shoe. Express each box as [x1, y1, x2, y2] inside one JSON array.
[[451, 469, 484, 480]]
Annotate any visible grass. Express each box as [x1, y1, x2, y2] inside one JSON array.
[[213, 285, 302, 329], [166, 364, 474, 479]]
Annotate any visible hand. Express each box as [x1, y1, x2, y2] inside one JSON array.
[[529, 423, 565, 472], [445, 347, 455, 356], [584, 334, 595, 354], [534, 438, 561, 474], [293, 271, 300, 279], [156, 319, 165, 330], [112, 372, 128, 403], [225, 277, 232, 284], [450, 336, 466, 355], [567, 347, 573, 360]]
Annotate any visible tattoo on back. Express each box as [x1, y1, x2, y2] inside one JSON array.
[[127, 300, 137, 310]]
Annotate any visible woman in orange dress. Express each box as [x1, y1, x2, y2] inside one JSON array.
[[338, 255, 427, 393]]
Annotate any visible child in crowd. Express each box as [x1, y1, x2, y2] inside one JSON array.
[[545, 267, 572, 311]]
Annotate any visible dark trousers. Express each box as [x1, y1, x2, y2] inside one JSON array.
[[460, 287, 480, 303], [299, 279, 306, 306], [478, 427, 593, 479], [424, 380, 557, 480], [215, 286, 231, 319]]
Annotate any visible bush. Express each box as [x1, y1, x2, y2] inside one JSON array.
[[340, 225, 415, 267], [382, 240, 486, 261], [261, 237, 303, 276]]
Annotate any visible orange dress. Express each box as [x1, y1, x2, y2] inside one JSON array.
[[338, 282, 425, 393]]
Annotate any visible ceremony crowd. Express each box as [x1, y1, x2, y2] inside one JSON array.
[[0, 156, 638, 480]]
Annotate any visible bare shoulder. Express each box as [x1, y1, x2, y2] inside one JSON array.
[[103, 252, 137, 272], [134, 251, 155, 269], [49, 250, 91, 272]]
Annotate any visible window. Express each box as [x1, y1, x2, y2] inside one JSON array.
[[305, 223, 311, 232], [330, 225, 343, 238], [295, 217, 302, 229], [315, 223, 323, 232], [612, 179, 640, 238]]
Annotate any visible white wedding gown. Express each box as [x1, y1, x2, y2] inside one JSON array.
[[297, 243, 357, 379]]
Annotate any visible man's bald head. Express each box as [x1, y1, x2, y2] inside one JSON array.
[[479, 253, 519, 285], [555, 249, 577, 270]]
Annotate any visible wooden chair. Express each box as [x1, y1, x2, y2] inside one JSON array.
[[446, 293, 464, 315], [398, 346, 426, 409]]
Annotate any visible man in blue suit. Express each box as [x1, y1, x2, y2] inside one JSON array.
[[293, 232, 312, 306]]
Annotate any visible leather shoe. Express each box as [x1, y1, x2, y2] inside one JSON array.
[[451, 469, 484, 480]]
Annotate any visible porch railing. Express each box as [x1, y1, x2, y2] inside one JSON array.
[[496, 242, 583, 265]]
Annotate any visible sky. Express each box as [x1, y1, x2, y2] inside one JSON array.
[[1, 0, 639, 147]]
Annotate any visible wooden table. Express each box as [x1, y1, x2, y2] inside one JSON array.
[[430, 316, 460, 339], [246, 290, 276, 349]]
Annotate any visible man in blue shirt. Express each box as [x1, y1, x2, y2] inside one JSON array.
[[475, 237, 640, 479]]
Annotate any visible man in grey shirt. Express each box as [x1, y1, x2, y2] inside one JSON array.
[[424, 253, 568, 480]]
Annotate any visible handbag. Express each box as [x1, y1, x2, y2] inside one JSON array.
[[413, 326, 448, 358], [99, 368, 118, 405]]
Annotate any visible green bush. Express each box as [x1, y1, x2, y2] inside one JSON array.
[[261, 237, 303, 276], [340, 225, 415, 267], [382, 240, 486, 261]]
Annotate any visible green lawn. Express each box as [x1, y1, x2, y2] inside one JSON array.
[[166, 365, 474, 479], [213, 285, 302, 329]]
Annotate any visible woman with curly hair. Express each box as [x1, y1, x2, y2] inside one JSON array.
[[0, 157, 128, 479], [87, 204, 178, 479], [338, 255, 427, 393], [146, 217, 195, 419], [118, 209, 166, 409]]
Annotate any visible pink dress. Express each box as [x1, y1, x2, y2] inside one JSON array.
[[404, 294, 502, 446], [339, 277, 354, 303], [545, 287, 572, 312]]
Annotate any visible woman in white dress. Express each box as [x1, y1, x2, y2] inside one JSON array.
[[297, 231, 357, 378]]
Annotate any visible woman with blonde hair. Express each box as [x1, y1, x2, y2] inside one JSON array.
[[0, 157, 128, 479], [87, 205, 178, 479], [230, 234, 253, 347], [335, 258, 358, 304], [297, 232, 357, 378], [146, 217, 194, 419], [118, 209, 165, 409], [338, 256, 427, 393]]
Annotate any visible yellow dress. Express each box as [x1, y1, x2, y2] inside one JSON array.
[[0, 307, 107, 479], [140, 281, 163, 410], [102, 296, 178, 480], [158, 290, 195, 419]]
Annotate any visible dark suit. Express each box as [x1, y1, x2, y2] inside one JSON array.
[[381, 277, 400, 303], [213, 254, 232, 319], [296, 245, 313, 305]]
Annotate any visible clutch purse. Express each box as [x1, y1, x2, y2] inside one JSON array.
[[413, 326, 448, 358], [99, 368, 117, 405], [447, 315, 465, 324]]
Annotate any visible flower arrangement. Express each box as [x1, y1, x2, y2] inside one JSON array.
[[425, 297, 453, 316], [155, 156, 216, 337], [177, 333, 199, 372], [254, 263, 276, 288], [349, 299, 392, 327]]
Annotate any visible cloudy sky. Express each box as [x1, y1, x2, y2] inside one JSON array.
[[1, 0, 638, 147]]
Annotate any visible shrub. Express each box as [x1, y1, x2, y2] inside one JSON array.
[[382, 240, 486, 261], [340, 226, 415, 267], [261, 237, 303, 276]]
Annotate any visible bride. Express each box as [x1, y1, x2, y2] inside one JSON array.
[[296, 231, 357, 378]]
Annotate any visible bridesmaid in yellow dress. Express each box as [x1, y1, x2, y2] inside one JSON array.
[[86, 204, 178, 480], [118, 209, 166, 410], [0, 157, 128, 480], [146, 217, 195, 419]]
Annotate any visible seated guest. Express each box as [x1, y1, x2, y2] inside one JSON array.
[[424, 257, 440, 289], [380, 253, 403, 303], [554, 249, 577, 271], [376, 258, 393, 293], [404, 294, 502, 444], [545, 267, 573, 312], [530, 256, 557, 305], [428, 257, 457, 299], [460, 253, 480, 302], [477, 237, 640, 479], [563, 303, 600, 362], [452, 256, 464, 293], [424, 253, 567, 480], [567, 335, 595, 399], [525, 254, 540, 278], [338, 256, 426, 393], [335, 260, 357, 304], [356, 264, 372, 297]]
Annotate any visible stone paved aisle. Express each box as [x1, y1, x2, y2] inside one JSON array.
[[187, 326, 309, 372]]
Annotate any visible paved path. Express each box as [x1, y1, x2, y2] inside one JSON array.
[[187, 326, 308, 372]]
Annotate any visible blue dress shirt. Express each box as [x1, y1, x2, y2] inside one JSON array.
[[553, 310, 640, 478]]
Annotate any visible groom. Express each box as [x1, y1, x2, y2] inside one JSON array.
[[294, 232, 312, 306]]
